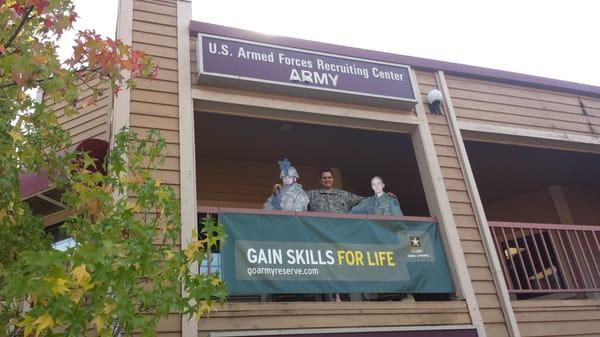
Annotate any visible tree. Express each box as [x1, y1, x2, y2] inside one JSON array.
[[0, 1, 226, 337]]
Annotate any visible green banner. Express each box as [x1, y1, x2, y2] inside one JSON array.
[[220, 213, 453, 294]]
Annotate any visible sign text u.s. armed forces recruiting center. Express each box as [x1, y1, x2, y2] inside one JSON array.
[[197, 34, 418, 108], [219, 213, 454, 295]]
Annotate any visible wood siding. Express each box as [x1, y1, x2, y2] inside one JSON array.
[[513, 299, 600, 337], [198, 301, 471, 337], [440, 73, 600, 337], [130, 0, 181, 334], [446, 75, 600, 138], [49, 81, 112, 144], [131, 0, 180, 198], [419, 71, 511, 337], [189, 36, 198, 87], [60, 2, 600, 336]]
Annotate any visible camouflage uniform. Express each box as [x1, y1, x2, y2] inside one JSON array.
[[306, 188, 363, 213], [263, 183, 309, 211], [350, 193, 403, 216]]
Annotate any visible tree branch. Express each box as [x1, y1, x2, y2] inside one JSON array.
[[0, 81, 16, 89], [0, 48, 19, 59], [0, 65, 103, 90], [0, 76, 44, 89], [4, 6, 34, 50], [8, 326, 23, 337]]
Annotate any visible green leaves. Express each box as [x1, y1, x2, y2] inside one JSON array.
[[1, 1, 225, 337], [2, 129, 227, 337]]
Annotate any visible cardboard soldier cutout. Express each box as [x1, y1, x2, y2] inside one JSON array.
[[306, 169, 363, 213], [263, 158, 309, 211], [351, 176, 403, 216]]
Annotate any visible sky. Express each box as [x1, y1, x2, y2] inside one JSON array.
[[63, 0, 600, 87]]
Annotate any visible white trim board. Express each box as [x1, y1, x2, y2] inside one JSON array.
[[409, 69, 486, 337], [459, 121, 600, 147], [177, 3, 198, 337], [111, 0, 133, 142], [209, 325, 477, 337], [191, 86, 421, 127], [439, 72, 521, 337]]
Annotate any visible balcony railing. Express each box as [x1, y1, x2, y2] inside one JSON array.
[[489, 221, 600, 294], [198, 206, 436, 222]]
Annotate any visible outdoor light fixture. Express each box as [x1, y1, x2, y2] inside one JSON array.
[[426, 89, 443, 114]]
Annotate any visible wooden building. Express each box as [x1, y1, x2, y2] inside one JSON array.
[[30, 1, 600, 337]]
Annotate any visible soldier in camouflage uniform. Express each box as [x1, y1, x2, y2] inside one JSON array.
[[350, 176, 403, 216], [306, 169, 363, 213], [263, 159, 309, 212]]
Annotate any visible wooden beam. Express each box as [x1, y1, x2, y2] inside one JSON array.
[[191, 86, 420, 131], [177, 3, 198, 337], [409, 69, 487, 337], [112, 0, 133, 142], [438, 71, 521, 337], [209, 325, 477, 337], [548, 185, 575, 224], [459, 121, 600, 154]]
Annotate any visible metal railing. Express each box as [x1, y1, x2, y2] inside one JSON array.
[[198, 206, 436, 222], [489, 221, 600, 294]]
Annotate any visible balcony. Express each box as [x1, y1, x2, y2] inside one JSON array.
[[464, 140, 600, 300], [489, 221, 600, 297], [198, 206, 454, 302]]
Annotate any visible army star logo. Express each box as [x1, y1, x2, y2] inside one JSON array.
[[409, 235, 423, 253]]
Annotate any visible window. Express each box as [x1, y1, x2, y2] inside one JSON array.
[[46, 222, 76, 251]]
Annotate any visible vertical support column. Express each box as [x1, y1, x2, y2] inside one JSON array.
[[410, 69, 487, 337], [548, 185, 575, 224], [177, 2, 197, 337], [436, 71, 521, 337], [112, 0, 133, 145]]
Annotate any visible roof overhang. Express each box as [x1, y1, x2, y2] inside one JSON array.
[[19, 138, 109, 216]]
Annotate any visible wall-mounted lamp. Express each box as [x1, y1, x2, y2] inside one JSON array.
[[426, 89, 443, 114]]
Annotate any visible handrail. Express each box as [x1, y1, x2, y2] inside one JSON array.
[[489, 221, 600, 231], [198, 206, 437, 223], [488, 220, 600, 295]]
